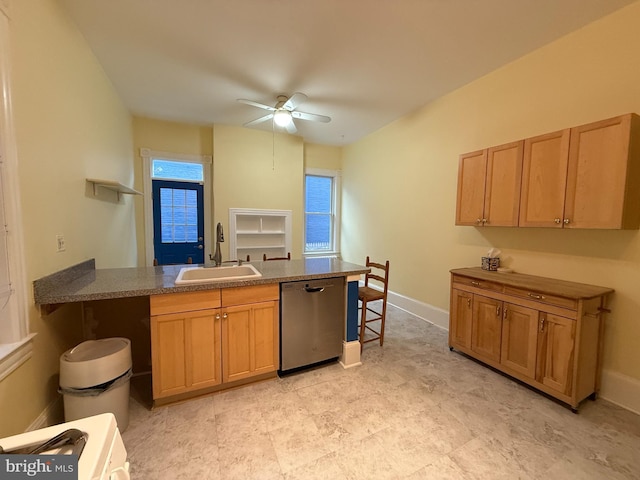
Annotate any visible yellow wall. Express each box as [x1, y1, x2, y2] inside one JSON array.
[[213, 125, 304, 259], [0, 0, 135, 436], [341, 2, 640, 408], [305, 143, 342, 170], [132, 117, 213, 265]]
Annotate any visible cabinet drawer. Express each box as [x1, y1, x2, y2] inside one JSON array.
[[503, 286, 576, 310], [452, 275, 502, 293], [151, 290, 221, 316], [221, 284, 279, 306]]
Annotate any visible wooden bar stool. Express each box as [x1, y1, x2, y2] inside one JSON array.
[[358, 256, 390, 349]]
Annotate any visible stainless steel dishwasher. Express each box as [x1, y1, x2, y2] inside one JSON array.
[[280, 277, 345, 372]]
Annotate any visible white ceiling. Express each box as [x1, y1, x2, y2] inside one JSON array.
[[58, 0, 636, 146]]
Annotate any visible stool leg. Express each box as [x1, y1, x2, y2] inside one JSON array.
[[380, 299, 388, 346], [359, 298, 367, 350]]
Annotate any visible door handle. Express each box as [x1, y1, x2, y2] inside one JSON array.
[[195, 245, 203, 249], [305, 286, 325, 293]]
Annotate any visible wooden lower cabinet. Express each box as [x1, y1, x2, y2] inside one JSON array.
[[449, 268, 612, 411], [150, 308, 222, 399], [536, 312, 576, 395], [150, 284, 279, 403], [471, 295, 502, 363], [449, 289, 473, 349], [222, 301, 278, 383]]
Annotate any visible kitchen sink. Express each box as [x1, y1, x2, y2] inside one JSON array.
[[174, 264, 262, 284]]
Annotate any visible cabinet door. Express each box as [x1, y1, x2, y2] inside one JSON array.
[[449, 288, 473, 349], [484, 141, 523, 226], [565, 114, 637, 229], [519, 129, 570, 227], [151, 309, 222, 399], [500, 303, 538, 378], [188, 311, 222, 389], [471, 295, 502, 363], [456, 150, 487, 226], [536, 313, 576, 395], [151, 314, 187, 398], [222, 300, 278, 383]]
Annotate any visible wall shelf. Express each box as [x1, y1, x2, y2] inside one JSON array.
[[86, 178, 142, 200], [229, 208, 292, 260]]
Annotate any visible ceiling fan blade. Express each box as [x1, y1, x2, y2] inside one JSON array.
[[285, 120, 298, 134], [283, 92, 308, 111], [243, 113, 274, 127], [237, 98, 276, 111], [291, 110, 331, 123]]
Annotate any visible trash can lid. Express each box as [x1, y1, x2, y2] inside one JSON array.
[[63, 338, 130, 362], [60, 338, 132, 388]]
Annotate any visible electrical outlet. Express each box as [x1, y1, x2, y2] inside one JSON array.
[[56, 234, 66, 252]]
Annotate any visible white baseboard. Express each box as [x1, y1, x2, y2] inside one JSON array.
[[27, 396, 63, 432], [599, 369, 640, 415], [387, 289, 449, 330]]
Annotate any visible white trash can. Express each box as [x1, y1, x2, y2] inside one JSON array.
[[59, 337, 132, 432]]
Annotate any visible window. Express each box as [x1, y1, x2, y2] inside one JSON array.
[[304, 168, 341, 255], [0, 6, 33, 380], [151, 159, 203, 182], [159, 188, 199, 243]]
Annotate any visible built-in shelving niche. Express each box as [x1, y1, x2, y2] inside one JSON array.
[[228, 208, 292, 261]]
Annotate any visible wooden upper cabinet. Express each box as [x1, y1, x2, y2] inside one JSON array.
[[458, 113, 640, 229], [456, 142, 523, 227], [519, 129, 571, 227], [564, 114, 640, 229], [484, 141, 523, 226], [456, 150, 487, 226]]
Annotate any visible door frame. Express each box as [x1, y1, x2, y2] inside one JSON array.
[[141, 148, 212, 267]]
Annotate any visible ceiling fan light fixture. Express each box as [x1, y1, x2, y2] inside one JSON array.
[[273, 109, 292, 127]]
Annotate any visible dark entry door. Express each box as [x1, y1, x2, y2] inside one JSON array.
[[152, 180, 204, 265]]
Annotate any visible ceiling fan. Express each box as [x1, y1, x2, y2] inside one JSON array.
[[237, 93, 331, 134]]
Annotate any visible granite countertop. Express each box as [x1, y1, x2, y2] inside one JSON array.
[[34, 258, 369, 305]]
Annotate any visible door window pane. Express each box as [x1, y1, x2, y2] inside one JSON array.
[[160, 187, 200, 243]]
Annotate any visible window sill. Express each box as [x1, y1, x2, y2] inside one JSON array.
[[0, 333, 36, 382], [303, 251, 341, 258]]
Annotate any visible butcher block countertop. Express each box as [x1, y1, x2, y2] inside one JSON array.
[[34, 258, 368, 306], [451, 267, 613, 299]]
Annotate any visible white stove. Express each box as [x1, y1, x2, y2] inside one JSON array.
[[0, 413, 129, 479]]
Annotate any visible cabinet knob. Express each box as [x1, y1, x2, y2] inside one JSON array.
[[471, 281, 480, 286], [563, 218, 570, 224], [554, 218, 561, 224], [482, 218, 488, 225], [223, 313, 228, 319], [476, 218, 483, 225], [215, 313, 221, 320]]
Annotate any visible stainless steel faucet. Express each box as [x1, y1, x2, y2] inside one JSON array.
[[211, 222, 223, 266]]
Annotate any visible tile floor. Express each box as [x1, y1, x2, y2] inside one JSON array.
[[122, 305, 640, 479]]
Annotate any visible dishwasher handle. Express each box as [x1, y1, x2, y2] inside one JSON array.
[[304, 286, 325, 293]]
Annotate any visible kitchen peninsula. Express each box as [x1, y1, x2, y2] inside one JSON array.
[[34, 258, 368, 405]]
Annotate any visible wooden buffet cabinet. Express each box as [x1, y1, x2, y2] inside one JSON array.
[[150, 284, 279, 404], [456, 113, 640, 229], [449, 268, 613, 411]]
